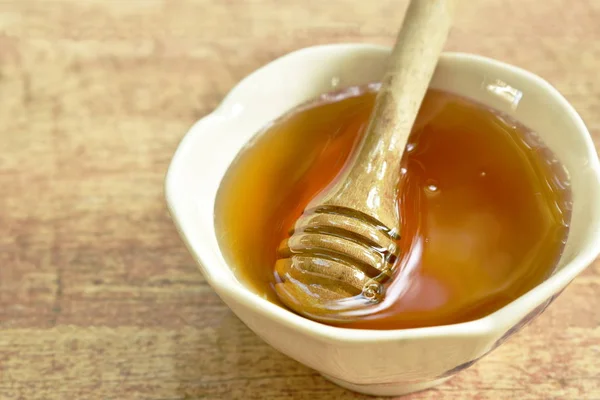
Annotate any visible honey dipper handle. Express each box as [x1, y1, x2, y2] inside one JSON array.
[[308, 0, 456, 233]]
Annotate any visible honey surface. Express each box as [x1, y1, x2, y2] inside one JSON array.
[[215, 86, 571, 330]]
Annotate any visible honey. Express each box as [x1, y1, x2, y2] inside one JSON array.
[[215, 85, 571, 330]]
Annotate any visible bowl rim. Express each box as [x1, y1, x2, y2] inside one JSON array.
[[166, 43, 600, 343]]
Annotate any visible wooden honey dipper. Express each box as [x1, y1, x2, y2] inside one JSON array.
[[274, 0, 456, 323]]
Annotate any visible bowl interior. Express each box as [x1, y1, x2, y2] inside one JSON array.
[[166, 44, 600, 334]]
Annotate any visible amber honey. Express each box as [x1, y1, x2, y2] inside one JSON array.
[[215, 85, 571, 330]]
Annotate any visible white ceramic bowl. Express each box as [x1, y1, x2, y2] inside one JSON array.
[[165, 44, 600, 396]]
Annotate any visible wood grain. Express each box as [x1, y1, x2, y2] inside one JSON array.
[[0, 0, 598, 399]]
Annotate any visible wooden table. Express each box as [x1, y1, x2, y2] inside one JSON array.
[[0, 1, 598, 399]]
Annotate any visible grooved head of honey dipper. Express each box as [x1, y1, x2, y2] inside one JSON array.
[[273, 206, 400, 322]]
